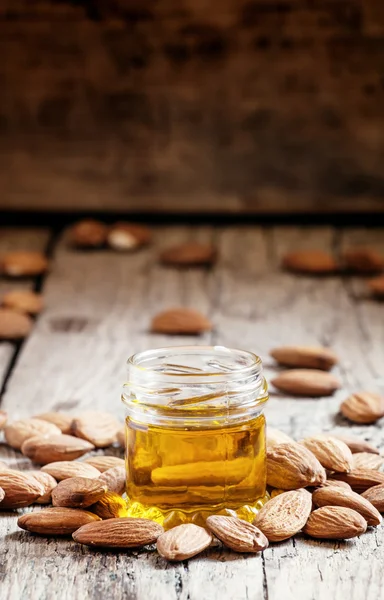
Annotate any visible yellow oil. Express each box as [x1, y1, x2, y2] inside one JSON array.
[[124, 412, 267, 528]]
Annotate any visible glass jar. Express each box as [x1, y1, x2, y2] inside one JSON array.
[[121, 345, 268, 529]]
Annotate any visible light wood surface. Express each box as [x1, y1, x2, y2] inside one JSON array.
[[0, 224, 383, 600]]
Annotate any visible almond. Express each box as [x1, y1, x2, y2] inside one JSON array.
[[99, 466, 126, 495], [30, 471, 57, 504], [41, 461, 101, 481], [312, 486, 381, 526], [18, 507, 101, 535], [71, 412, 121, 448], [70, 220, 108, 248], [342, 248, 384, 274], [368, 275, 384, 298], [90, 491, 127, 519], [4, 418, 62, 450], [332, 434, 380, 455], [116, 427, 125, 447], [267, 442, 326, 489], [160, 242, 216, 267], [2, 290, 44, 315], [254, 489, 312, 541], [1, 251, 49, 277], [282, 250, 338, 274], [0, 469, 45, 509], [352, 453, 384, 471], [107, 222, 151, 251], [157, 523, 212, 561], [72, 517, 164, 548], [270, 345, 338, 371], [272, 369, 341, 397], [303, 506, 367, 539], [331, 469, 384, 492], [322, 480, 352, 491], [340, 392, 384, 424], [35, 412, 73, 434], [362, 484, 384, 512], [266, 427, 294, 448], [151, 307, 212, 335], [0, 308, 33, 339], [0, 410, 7, 430], [83, 456, 125, 472], [206, 516, 268, 552], [52, 477, 107, 508], [300, 435, 353, 473], [21, 434, 95, 464]]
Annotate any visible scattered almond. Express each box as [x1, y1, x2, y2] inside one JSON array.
[[270, 345, 338, 371], [254, 489, 312, 541], [18, 507, 101, 535], [352, 453, 384, 471], [0, 410, 7, 430], [312, 486, 382, 526], [1, 251, 49, 277], [282, 250, 338, 274], [340, 392, 384, 424], [72, 517, 164, 548], [272, 369, 341, 397], [90, 491, 127, 519], [362, 484, 384, 512], [157, 523, 213, 561], [342, 248, 384, 274], [2, 290, 44, 315], [71, 412, 121, 448], [300, 435, 353, 473], [160, 242, 216, 267], [107, 222, 151, 251], [332, 434, 380, 455], [52, 477, 107, 508], [4, 418, 62, 450], [41, 461, 101, 481], [331, 469, 384, 493], [0, 308, 33, 339], [30, 471, 58, 504], [266, 427, 294, 449], [83, 456, 125, 473], [303, 506, 367, 539], [206, 516, 268, 552], [70, 220, 108, 248], [35, 412, 73, 434], [267, 442, 326, 489], [0, 469, 45, 509], [21, 434, 95, 465], [368, 275, 384, 298], [151, 307, 212, 335], [99, 466, 126, 495]]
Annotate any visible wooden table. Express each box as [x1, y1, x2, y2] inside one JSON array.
[[0, 224, 383, 600]]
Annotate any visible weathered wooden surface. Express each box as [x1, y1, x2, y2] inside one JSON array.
[[0, 224, 384, 599]]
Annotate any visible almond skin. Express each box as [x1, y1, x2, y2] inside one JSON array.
[[30, 471, 58, 504], [254, 489, 312, 542], [90, 491, 128, 519], [272, 369, 341, 397], [160, 242, 216, 267], [312, 486, 382, 526], [368, 275, 384, 298], [321, 480, 352, 491], [2, 290, 44, 315], [303, 506, 367, 539], [83, 456, 125, 473], [206, 516, 268, 553], [151, 308, 212, 335], [72, 517, 164, 548], [342, 248, 384, 273], [107, 222, 151, 251], [331, 469, 384, 493], [362, 484, 384, 512], [0, 469, 45, 509], [18, 507, 101, 535], [70, 220, 108, 248], [270, 346, 338, 371], [21, 434, 95, 465], [157, 523, 213, 561], [352, 453, 384, 471], [52, 477, 108, 508], [282, 250, 338, 274], [1, 251, 48, 276], [0, 308, 33, 339], [332, 434, 380, 455], [71, 412, 121, 448], [4, 418, 61, 450], [41, 461, 101, 481], [300, 435, 353, 473], [266, 427, 294, 449], [35, 412, 73, 434], [340, 392, 384, 424], [267, 442, 326, 489], [99, 466, 126, 495]]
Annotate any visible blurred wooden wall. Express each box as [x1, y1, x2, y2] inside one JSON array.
[[1, 0, 384, 214]]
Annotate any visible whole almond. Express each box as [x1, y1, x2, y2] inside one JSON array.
[[90, 491, 127, 519], [71, 412, 121, 448], [332, 434, 380, 455], [267, 442, 326, 489], [41, 461, 101, 481], [1, 251, 49, 277], [300, 435, 353, 473], [303, 506, 367, 539], [282, 250, 338, 274], [30, 471, 57, 504], [272, 369, 341, 397], [52, 477, 107, 508], [368, 275, 384, 298], [116, 427, 125, 447], [0, 469, 45, 509], [107, 222, 151, 251], [72, 517, 164, 548], [2, 290, 44, 315], [35, 412, 73, 434], [312, 486, 381, 526], [70, 220, 108, 248], [322, 480, 352, 491], [0, 308, 33, 339], [331, 469, 384, 492], [21, 434, 95, 464], [362, 484, 384, 512], [270, 345, 338, 371], [4, 418, 61, 450], [160, 242, 216, 267], [18, 507, 101, 535], [0, 410, 7, 430], [342, 248, 384, 273], [206, 516, 268, 552], [267, 427, 294, 449], [99, 466, 126, 495], [151, 308, 212, 335], [254, 489, 312, 542], [83, 456, 125, 472], [352, 453, 384, 471], [157, 523, 212, 561], [340, 392, 384, 424]]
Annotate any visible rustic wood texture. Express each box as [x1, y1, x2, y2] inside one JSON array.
[[0, 224, 384, 599], [1, 1, 384, 213]]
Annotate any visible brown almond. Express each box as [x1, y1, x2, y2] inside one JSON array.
[[116, 427, 125, 447], [2, 290, 44, 315], [160, 242, 216, 267], [267, 443, 326, 489], [303, 506, 367, 539], [266, 427, 294, 449], [99, 466, 126, 495], [342, 248, 384, 274], [70, 220, 108, 248], [4, 418, 62, 450], [52, 477, 107, 508], [270, 345, 338, 371], [282, 250, 338, 274], [0, 410, 7, 430], [71, 412, 121, 448], [83, 456, 125, 473], [272, 369, 341, 397], [90, 491, 127, 519], [72, 517, 164, 548], [322, 480, 352, 491], [30, 471, 57, 504], [151, 307, 212, 335], [35, 412, 73, 434], [206, 516, 268, 553], [332, 434, 380, 455], [368, 275, 384, 298], [157, 523, 212, 561], [340, 391, 384, 424], [300, 435, 353, 473], [21, 434, 95, 465], [41, 461, 101, 481], [254, 489, 312, 542], [0, 469, 45, 509], [1, 251, 49, 277], [331, 469, 384, 493], [361, 484, 384, 512], [312, 486, 381, 526], [18, 507, 101, 535], [352, 453, 384, 471], [107, 222, 152, 251], [0, 308, 33, 339]]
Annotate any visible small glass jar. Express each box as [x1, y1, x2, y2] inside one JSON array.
[[121, 346, 268, 528]]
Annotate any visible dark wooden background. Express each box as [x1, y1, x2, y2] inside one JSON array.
[[1, 0, 384, 214]]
